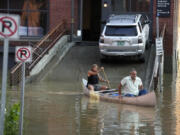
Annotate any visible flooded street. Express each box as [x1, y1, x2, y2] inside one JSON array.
[[12, 45, 179, 135], [0, 0, 179, 134]]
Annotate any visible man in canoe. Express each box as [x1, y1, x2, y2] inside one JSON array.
[[118, 69, 148, 97], [87, 64, 109, 91]]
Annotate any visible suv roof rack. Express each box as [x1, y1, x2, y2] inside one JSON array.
[[108, 14, 140, 23]]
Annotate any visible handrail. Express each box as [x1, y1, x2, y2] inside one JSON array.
[[28, 30, 65, 70], [33, 21, 65, 51], [10, 21, 67, 86], [11, 62, 22, 74]]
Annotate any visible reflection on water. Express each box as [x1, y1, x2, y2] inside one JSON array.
[[23, 80, 156, 135], [22, 72, 180, 135], [82, 100, 155, 135], [6, 72, 178, 135]]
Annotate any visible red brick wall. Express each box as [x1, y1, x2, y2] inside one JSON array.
[[153, 0, 174, 56], [49, 0, 79, 34]]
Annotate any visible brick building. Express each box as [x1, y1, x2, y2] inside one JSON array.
[[0, 0, 179, 72]]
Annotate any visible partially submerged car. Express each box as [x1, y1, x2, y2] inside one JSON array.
[[99, 14, 150, 62]]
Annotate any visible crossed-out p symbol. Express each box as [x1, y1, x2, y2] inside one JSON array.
[[16, 47, 32, 63], [0, 16, 17, 37]]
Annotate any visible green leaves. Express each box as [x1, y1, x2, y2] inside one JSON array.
[[4, 103, 20, 135]]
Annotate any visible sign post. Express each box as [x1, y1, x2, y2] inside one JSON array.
[[15, 46, 32, 135], [19, 62, 25, 135], [156, 16, 159, 38], [0, 14, 20, 135], [156, 38, 164, 92], [0, 38, 9, 135]]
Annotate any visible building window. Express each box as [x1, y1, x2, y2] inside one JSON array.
[[0, 0, 49, 37], [111, 0, 150, 13]]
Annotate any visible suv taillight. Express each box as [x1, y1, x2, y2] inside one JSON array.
[[138, 36, 143, 43], [99, 36, 104, 43]]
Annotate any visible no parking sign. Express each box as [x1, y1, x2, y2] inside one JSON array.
[[0, 14, 20, 39], [15, 46, 32, 63]]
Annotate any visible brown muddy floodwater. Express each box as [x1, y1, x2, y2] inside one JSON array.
[[6, 46, 180, 135], [23, 73, 177, 135]]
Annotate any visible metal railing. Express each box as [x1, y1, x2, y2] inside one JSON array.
[[149, 24, 166, 92], [10, 21, 67, 86], [160, 24, 166, 38]]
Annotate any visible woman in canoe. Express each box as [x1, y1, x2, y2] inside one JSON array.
[[118, 69, 148, 97], [87, 64, 109, 91]]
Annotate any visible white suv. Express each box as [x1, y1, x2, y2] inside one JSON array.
[[99, 14, 150, 62]]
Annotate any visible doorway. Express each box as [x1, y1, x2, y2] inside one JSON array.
[[82, 0, 101, 41]]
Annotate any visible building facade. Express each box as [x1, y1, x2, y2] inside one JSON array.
[[0, 0, 179, 73]]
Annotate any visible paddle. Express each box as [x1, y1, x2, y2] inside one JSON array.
[[102, 68, 111, 89]]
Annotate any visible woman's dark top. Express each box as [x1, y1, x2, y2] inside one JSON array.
[[87, 74, 99, 85]]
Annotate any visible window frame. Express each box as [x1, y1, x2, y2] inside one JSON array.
[[0, 0, 49, 38], [110, 0, 151, 13]]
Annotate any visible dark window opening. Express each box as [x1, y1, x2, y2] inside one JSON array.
[[0, 0, 7, 9], [82, 0, 102, 41], [105, 26, 138, 36], [111, 0, 150, 13]]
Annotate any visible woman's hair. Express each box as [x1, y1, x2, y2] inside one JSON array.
[[91, 64, 98, 69]]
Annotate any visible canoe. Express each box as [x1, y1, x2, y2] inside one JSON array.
[[82, 78, 156, 107]]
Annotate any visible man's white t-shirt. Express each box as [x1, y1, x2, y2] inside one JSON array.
[[121, 76, 142, 96]]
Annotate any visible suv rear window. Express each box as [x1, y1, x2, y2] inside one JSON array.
[[105, 26, 137, 36]]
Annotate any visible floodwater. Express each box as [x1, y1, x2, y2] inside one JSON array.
[[7, 46, 180, 134]]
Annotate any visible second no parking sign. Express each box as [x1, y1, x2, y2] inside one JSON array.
[[15, 46, 32, 63]]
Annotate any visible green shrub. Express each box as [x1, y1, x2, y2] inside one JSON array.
[[4, 103, 20, 135]]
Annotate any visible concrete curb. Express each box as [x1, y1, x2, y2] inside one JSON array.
[[26, 35, 74, 83]]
